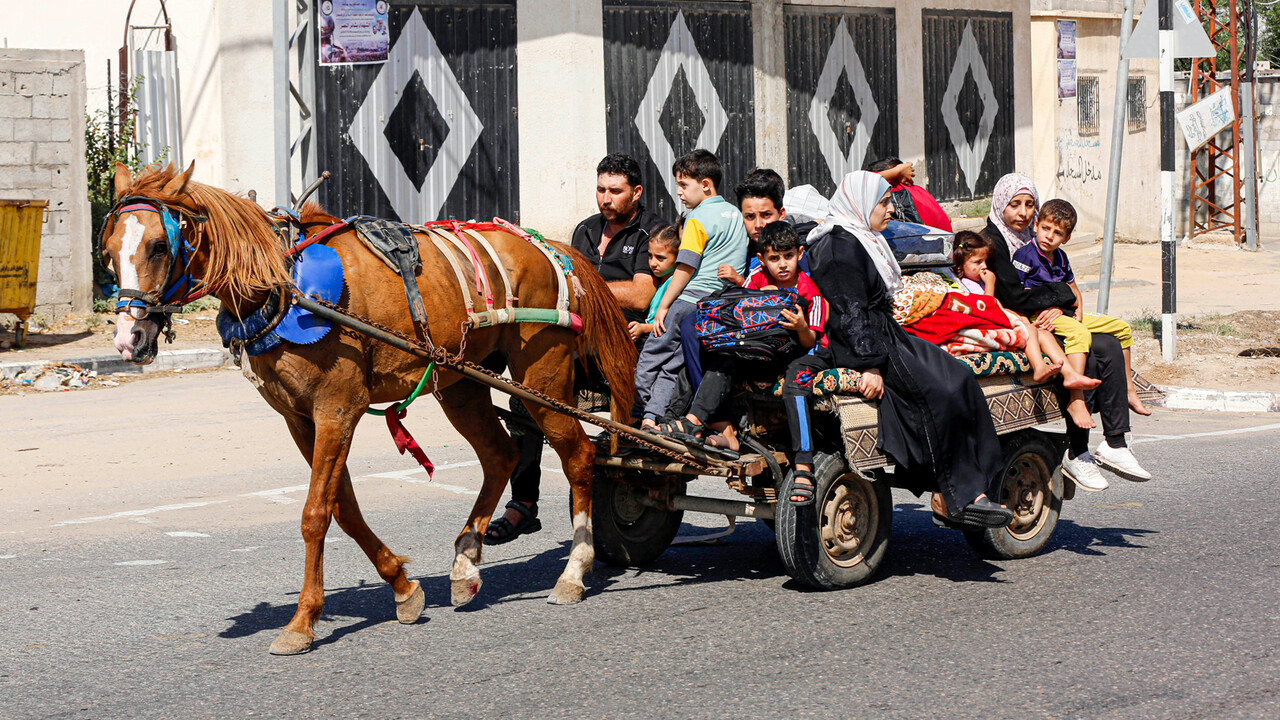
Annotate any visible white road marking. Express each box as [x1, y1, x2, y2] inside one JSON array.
[[1130, 422, 1280, 445], [165, 531, 210, 538], [541, 466, 565, 475], [54, 501, 228, 527], [229, 546, 261, 553], [133, 517, 156, 524], [114, 560, 167, 566], [0, 554, 17, 560], [242, 460, 484, 503]]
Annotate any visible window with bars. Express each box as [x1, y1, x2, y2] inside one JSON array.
[[1127, 77, 1147, 133], [1078, 76, 1100, 135]]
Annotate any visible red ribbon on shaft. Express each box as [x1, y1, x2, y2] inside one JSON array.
[[384, 407, 435, 478]]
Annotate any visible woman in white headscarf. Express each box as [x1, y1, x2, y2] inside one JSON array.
[[980, 173, 1076, 318], [981, 173, 1149, 490], [782, 171, 1011, 528]]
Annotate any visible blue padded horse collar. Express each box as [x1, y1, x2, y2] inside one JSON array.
[[217, 243, 345, 356]]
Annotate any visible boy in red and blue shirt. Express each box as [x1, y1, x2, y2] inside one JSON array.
[[660, 221, 828, 452]]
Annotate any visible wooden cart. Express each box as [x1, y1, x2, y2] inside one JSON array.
[[586, 360, 1164, 591]]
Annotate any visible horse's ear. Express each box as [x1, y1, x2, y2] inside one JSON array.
[[113, 162, 132, 198], [161, 161, 196, 197]]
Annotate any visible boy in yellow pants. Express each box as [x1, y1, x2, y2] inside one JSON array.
[[1012, 199, 1152, 431]]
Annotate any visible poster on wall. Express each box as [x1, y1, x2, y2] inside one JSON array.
[[319, 0, 390, 65], [1057, 19, 1076, 99]]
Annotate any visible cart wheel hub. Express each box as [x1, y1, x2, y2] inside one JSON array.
[[819, 473, 878, 568]]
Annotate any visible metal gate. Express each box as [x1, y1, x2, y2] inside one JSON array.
[[313, 2, 518, 223], [921, 11, 1015, 201], [603, 1, 755, 222], [785, 6, 898, 197]]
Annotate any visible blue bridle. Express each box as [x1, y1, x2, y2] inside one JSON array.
[[101, 196, 203, 318]]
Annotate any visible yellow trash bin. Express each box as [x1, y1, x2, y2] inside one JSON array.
[[0, 199, 49, 348]]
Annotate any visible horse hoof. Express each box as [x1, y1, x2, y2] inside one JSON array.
[[450, 571, 481, 607], [395, 580, 425, 623], [268, 629, 313, 656], [547, 579, 585, 605]]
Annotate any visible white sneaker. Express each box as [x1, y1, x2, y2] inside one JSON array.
[[1061, 450, 1109, 492], [1093, 443, 1152, 482]]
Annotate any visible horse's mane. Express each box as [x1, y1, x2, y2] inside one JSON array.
[[120, 164, 293, 298]]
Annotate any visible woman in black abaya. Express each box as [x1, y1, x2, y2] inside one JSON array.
[[783, 171, 1011, 527]]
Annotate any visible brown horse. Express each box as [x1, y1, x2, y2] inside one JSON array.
[[99, 162, 636, 655]]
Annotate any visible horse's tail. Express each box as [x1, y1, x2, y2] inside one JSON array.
[[555, 243, 637, 425]]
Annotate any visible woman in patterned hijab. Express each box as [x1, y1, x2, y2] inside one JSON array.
[[986, 173, 1039, 255]]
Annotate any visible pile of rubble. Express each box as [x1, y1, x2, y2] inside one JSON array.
[[1, 363, 120, 393]]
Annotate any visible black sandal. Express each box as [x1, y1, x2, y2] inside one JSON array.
[[483, 501, 542, 546], [657, 416, 705, 444], [788, 470, 817, 506], [955, 496, 1013, 529]]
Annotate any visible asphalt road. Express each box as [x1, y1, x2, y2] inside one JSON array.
[[2, 369, 1279, 719]]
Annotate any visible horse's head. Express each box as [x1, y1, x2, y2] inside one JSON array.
[[100, 161, 200, 364]]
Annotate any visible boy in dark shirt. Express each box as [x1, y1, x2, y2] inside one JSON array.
[[1013, 199, 1151, 480]]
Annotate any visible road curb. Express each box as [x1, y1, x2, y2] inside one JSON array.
[[0, 348, 232, 379], [1157, 385, 1280, 413]]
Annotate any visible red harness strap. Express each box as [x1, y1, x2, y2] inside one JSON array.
[[383, 406, 435, 478]]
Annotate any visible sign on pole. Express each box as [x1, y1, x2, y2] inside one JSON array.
[[1123, 0, 1214, 59], [1176, 86, 1236, 151]]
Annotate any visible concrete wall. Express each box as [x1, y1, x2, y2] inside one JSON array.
[[0, 49, 92, 318], [521, 0, 1033, 236], [1030, 10, 1160, 241], [1244, 75, 1280, 243]]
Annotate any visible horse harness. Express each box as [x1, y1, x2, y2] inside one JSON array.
[[101, 196, 210, 341]]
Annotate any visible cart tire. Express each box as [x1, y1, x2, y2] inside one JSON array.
[[591, 469, 684, 567], [775, 452, 891, 590], [963, 431, 1063, 560]]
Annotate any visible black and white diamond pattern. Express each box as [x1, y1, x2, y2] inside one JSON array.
[[940, 21, 999, 196], [634, 11, 729, 207], [347, 10, 483, 222], [808, 19, 879, 186]]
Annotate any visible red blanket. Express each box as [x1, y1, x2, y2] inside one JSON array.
[[902, 292, 1028, 355]]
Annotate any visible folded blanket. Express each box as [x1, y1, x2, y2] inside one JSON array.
[[902, 291, 1028, 356]]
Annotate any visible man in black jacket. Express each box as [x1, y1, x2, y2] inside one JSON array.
[[486, 153, 670, 545]]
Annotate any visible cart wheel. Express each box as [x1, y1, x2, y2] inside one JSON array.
[[591, 469, 685, 567], [775, 452, 892, 590], [14, 320, 27, 349], [964, 430, 1063, 560]]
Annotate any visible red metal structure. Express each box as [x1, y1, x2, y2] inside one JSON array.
[[1187, 0, 1254, 243]]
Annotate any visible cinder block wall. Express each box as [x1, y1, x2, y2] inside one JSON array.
[[0, 49, 92, 318]]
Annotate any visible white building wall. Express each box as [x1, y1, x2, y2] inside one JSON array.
[[0, 0, 278, 207]]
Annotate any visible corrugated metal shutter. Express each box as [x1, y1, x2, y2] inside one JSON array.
[[785, 6, 898, 197], [133, 49, 183, 167], [313, 2, 518, 223], [922, 10, 1015, 201], [603, 1, 755, 222]]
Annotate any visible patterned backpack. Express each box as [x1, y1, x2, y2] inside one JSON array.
[[692, 286, 808, 363]]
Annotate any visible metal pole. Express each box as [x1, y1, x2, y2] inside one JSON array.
[[272, 0, 291, 208], [1159, 0, 1177, 361], [1097, 0, 1137, 314], [1242, 79, 1259, 251], [1241, 0, 1260, 251]]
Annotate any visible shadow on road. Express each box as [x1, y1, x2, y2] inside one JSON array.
[[1044, 517, 1158, 555]]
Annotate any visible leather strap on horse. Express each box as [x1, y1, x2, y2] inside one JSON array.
[[350, 217, 430, 332]]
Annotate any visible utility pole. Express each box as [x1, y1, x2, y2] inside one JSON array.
[[1160, 0, 1177, 361], [1098, 0, 1137, 315], [1241, 0, 1260, 251], [273, 0, 291, 209]]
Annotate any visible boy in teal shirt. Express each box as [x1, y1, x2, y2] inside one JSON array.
[[636, 149, 749, 430], [627, 225, 681, 341]]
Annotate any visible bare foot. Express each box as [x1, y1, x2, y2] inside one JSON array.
[[704, 433, 740, 452], [1032, 361, 1063, 383], [1128, 391, 1153, 416], [640, 418, 659, 432], [1066, 398, 1096, 429], [1062, 373, 1102, 390]]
